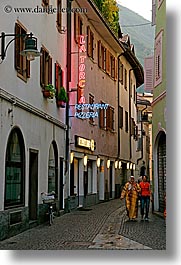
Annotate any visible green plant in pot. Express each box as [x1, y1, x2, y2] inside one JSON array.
[[43, 84, 56, 99], [57, 87, 68, 107]]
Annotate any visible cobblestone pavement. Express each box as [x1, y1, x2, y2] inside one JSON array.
[[0, 199, 166, 250]]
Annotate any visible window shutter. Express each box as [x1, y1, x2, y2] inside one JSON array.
[[74, 13, 79, 43], [55, 63, 58, 91], [87, 26, 91, 57], [119, 106, 123, 128], [98, 41, 101, 68], [48, 56, 52, 84], [144, 57, 154, 92], [26, 60, 30, 78], [106, 50, 110, 75], [40, 48, 44, 87], [14, 23, 21, 71], [114, 58, 117, 80]]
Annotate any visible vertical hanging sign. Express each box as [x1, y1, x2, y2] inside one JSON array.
[[78, 35, 86, 104]]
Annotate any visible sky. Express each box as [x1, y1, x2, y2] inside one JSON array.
[[116, 0, 152, 21]]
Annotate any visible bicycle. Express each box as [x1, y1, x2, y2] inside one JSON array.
[[41, 191, 56, 226]]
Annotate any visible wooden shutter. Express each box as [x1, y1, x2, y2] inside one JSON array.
[[15, 23, 21, 71], [74, 13, 79, 43], [114, 58, 117, 80], [106, 50, 110, 75], [99, 107, 104, 128], [119, 106, 123, 128], [40, 47, 44, 87], [144, 56, 154, 92], [48, 56, 52, 84], [98, 40, 101, 68], [87, 26, 91, 57]]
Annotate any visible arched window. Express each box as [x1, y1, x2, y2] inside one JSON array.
[[48, 142, 58, 194], [5, 128, 25, 208]]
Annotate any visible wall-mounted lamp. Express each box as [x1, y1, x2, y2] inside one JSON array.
[[130, 163, 133, 170], [0, 32, 41, 62], [107, 159, 110, 169], [83, 154, 88, 167], [133, 164, 136, 170], [97, 156, 101, 168], [118, 161, 122, 169], [127, 162, 130, 170], [115, 160, 118, 169], [70, 152, 74, 164]]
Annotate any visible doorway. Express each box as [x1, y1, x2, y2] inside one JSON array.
[[29, 150, 38, 221]]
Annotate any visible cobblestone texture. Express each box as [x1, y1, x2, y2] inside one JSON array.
[[0, 199, 166, 250]]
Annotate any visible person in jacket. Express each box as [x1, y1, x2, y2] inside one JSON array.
[[120, 176, 141, 221], [139, 175, 151, 221]]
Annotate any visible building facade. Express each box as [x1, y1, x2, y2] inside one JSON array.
[[152, 0, 166, 212], [0, 0, 67, 240]]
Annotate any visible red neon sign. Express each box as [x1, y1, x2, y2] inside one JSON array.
[[78, 35, 86, 104]]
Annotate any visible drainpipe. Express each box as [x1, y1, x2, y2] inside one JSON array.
[[137, 105, 148, 164], [65, 0, 72, 210], [129, 69, 134, 159], [117, 52, 125, 159]]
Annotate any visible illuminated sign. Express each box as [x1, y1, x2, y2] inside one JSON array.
[[75, 135, 95, 151], [74, 103, 109, 119], [78, 35, 86, 104]]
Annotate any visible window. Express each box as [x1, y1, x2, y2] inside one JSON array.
[[124, 69, 127, 90], [154, 31, 163, 87], [131, 118, 135, 136], [130, 78, 133, 97], [40, 47, 52, 88], [87, 26, 94, 59], [14, 23, 30, 81], [74, 13, 83, 43], [133, 85, 136, 102], [125, 111, 128, 132], [119, 106, 123, 128], [5, 128, 25, 208], [89, 94, 94, 124], [57, 0, 62, 32], [106, 50, 111, 75]]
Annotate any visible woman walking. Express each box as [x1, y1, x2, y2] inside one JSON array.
[[120, 176, 141, 221]]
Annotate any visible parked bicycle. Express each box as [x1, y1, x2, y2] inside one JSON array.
[[41, 191, 56, 226]]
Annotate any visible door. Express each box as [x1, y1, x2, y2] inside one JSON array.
[[29, 150, 38, 221]]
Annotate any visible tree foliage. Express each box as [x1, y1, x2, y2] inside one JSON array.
[[93, 0, 120, 36]]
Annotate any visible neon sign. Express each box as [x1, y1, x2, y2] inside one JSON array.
[[78, 35, 86, 104], [74, 103, 109, 119]]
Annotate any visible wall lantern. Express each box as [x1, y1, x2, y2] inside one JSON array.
[[133, 164, 136, 170], [97, 156, 101, 168], [130, 163, 133, 170], [127, 162, 130, 170], [115, 160, 118, 169], [0, 32, 41, 61], [118, 161, 122, 169], [83, 154, 88, 167], [70, 152, 74, 164], [107, 159, 110, 169]]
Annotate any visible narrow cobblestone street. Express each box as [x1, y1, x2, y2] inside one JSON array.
[[0, 199, 166, 250]]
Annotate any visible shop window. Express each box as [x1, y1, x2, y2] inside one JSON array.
[[40, 47, 52, 88], [14, 23, 30, 81], [5, 128, 25, 209]]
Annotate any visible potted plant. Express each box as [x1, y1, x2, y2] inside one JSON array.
[[57, 87, 68, 108], [43, 84, 56, 99]]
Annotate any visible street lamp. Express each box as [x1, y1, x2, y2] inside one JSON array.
[[0, 32, 41, 61], [96, 156, 101, 168], [107, 159, 110, 169], [118, 161, 122, 169]]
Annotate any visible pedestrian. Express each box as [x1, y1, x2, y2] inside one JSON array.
[[139, 175, 151, 221], [120, 176, 141, 221]]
